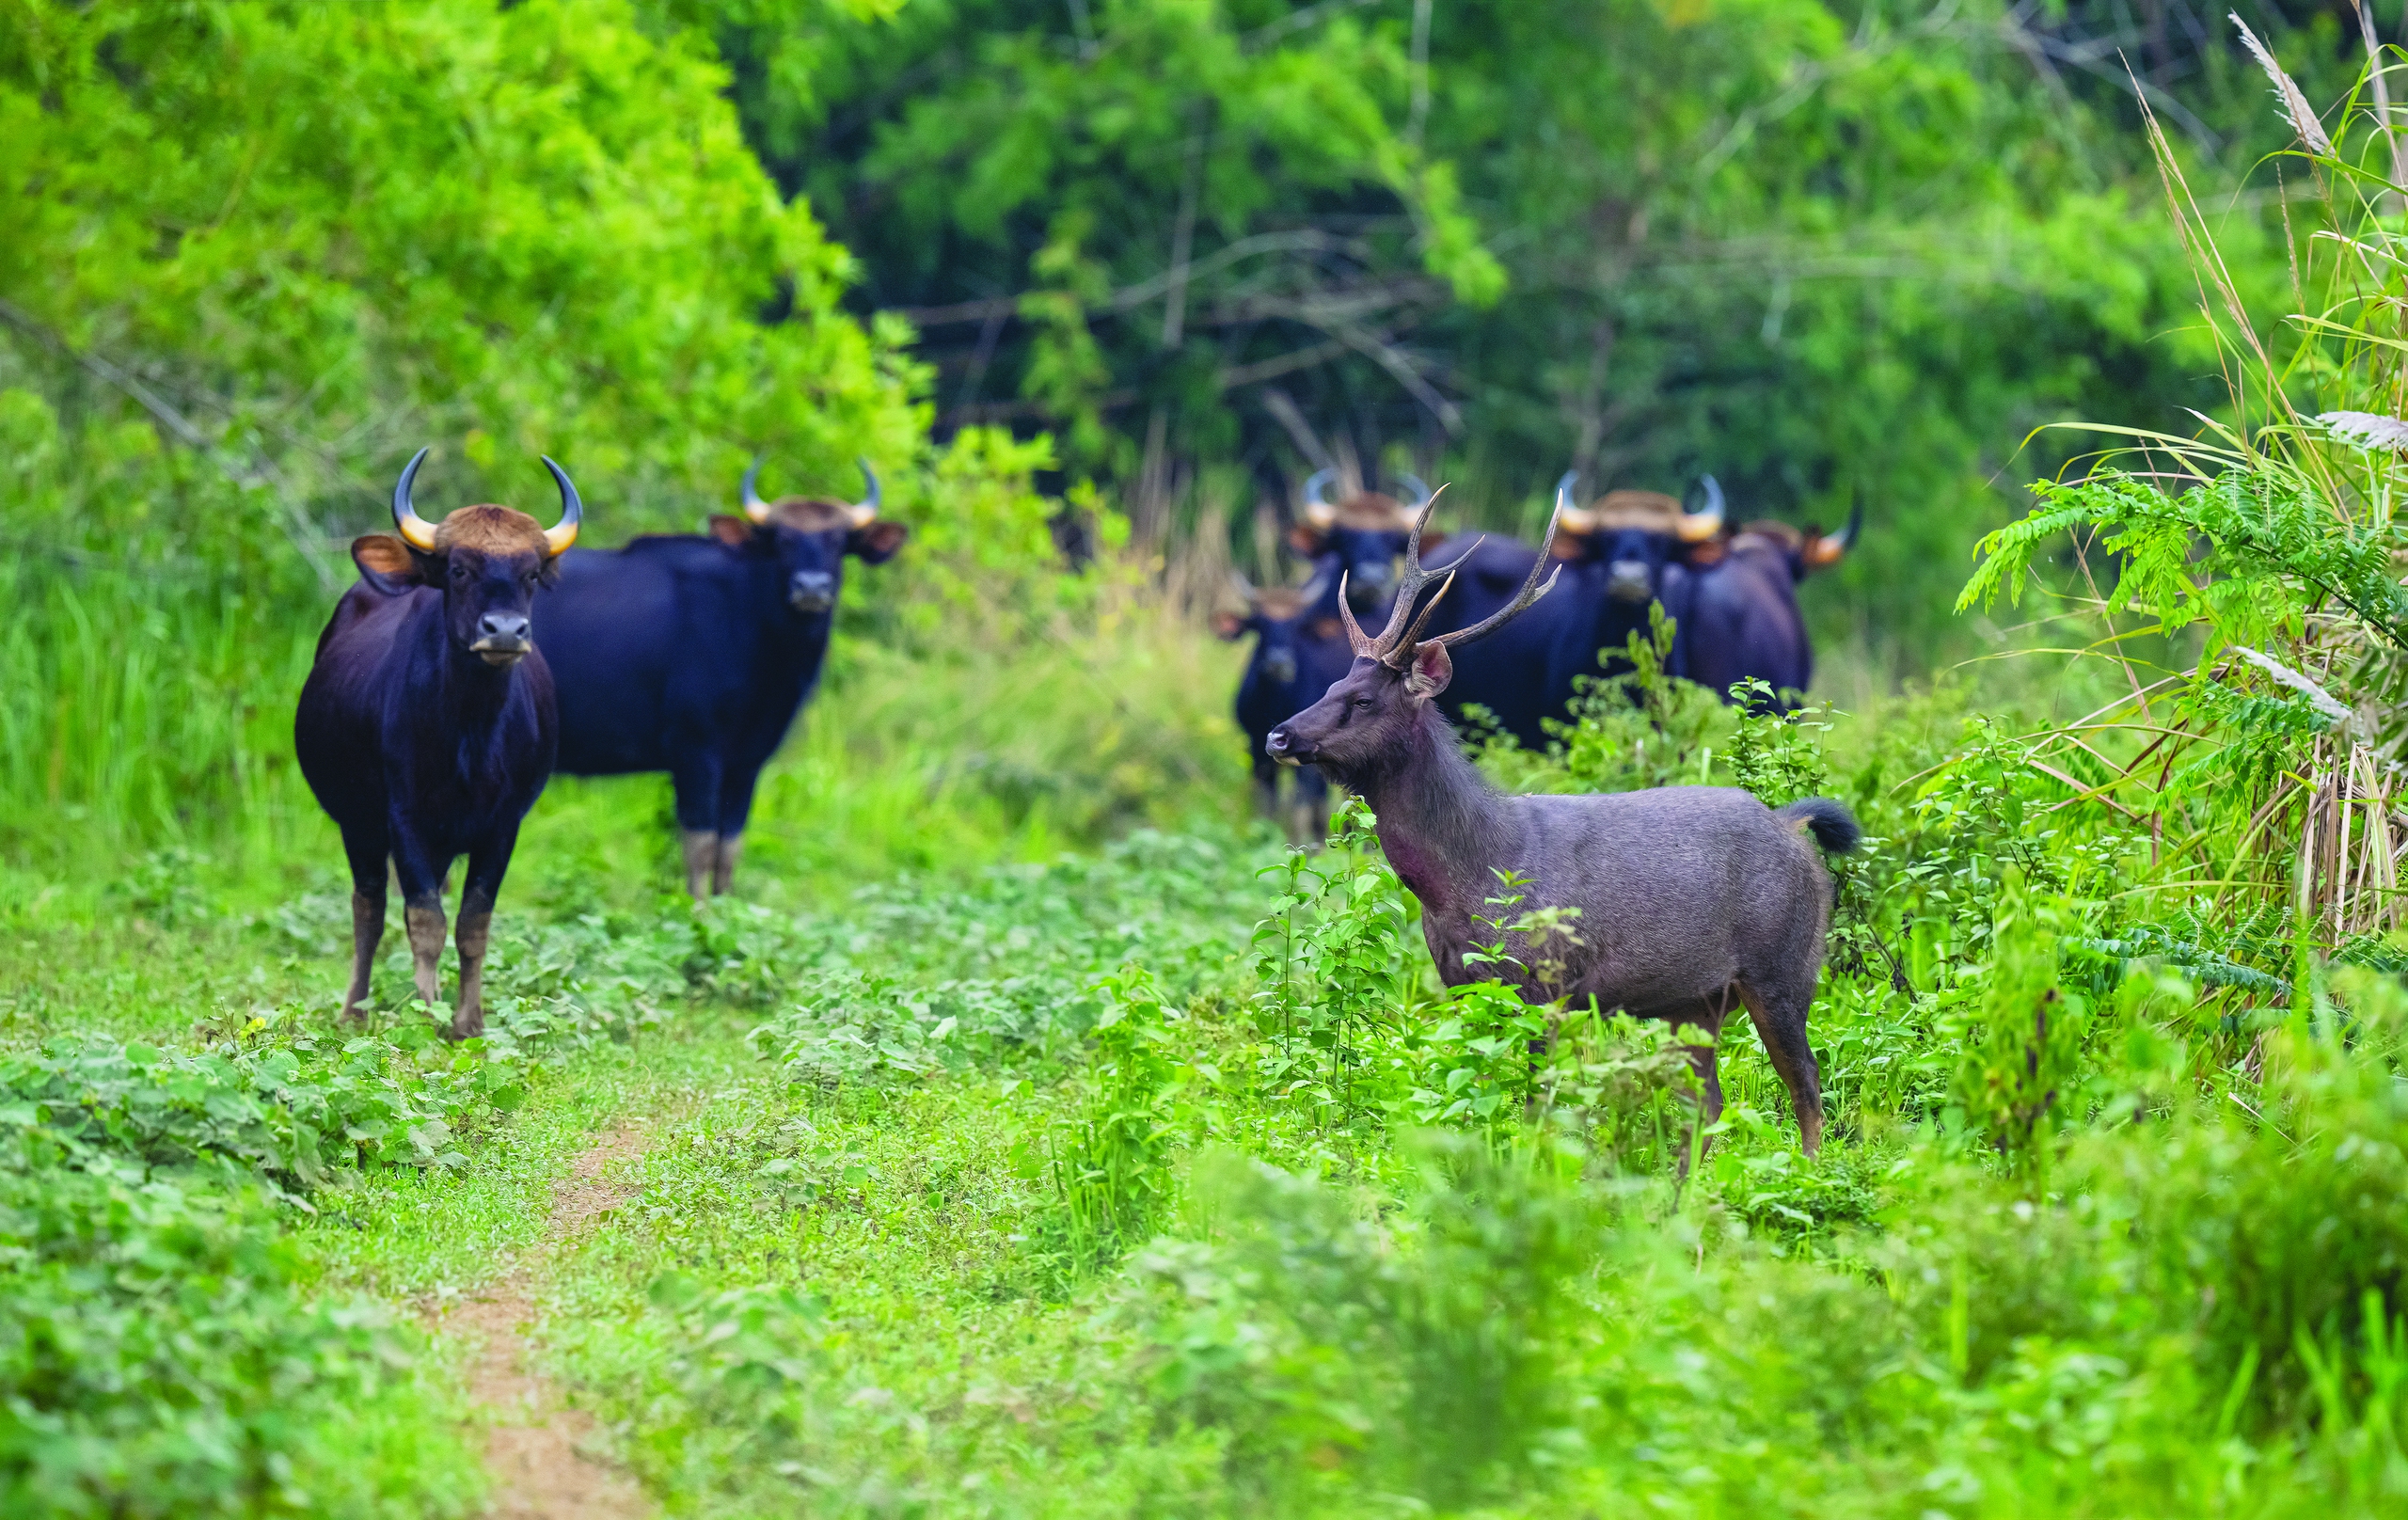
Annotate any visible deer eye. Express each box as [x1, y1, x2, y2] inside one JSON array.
[[1353, 696, 1374, 709]]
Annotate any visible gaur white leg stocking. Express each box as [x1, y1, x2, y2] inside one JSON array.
[[681, 830, 720, 901], [404, 900, 447, 1013]]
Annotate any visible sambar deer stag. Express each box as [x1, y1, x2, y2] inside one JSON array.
[[1265, 490, 1859, 1154]]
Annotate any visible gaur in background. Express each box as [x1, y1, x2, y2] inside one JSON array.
[[296, 448, 580, 1038], [537, 459, 906, 898], [1423, 473, 1721, 748], [1287, 467, 1433, 617], [1682, 503, 1860, 709], [1266, 497, 1859, 1155], [1214, 569, 1348, 844]]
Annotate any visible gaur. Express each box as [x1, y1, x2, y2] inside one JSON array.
[[1214, 568, 1349, 844], [1682, 504, 1860, 710], [295, 448, 580, 1038], [1287, 468, 1432, 616], [1422, 474, 1721, 749], [1266, 497, 1859, 1154], [535, 460, 906, 898]]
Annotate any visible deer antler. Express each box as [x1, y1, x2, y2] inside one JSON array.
[[1339, 486, 1460, 661], [1408, 478, 1569, 658]]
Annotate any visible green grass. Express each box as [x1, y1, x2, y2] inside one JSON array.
[[6, 548, 2407, 1515]]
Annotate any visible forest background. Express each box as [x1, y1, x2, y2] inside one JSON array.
[[0, 0, 2354, 869], [17, 4, 2408, 1516]]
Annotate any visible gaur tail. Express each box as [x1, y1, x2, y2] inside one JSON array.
[[1777, 798, 1861, 855]]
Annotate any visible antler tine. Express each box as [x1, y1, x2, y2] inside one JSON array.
[[1365, 487, 1451, 658], [1336, 571, 1376, 656], [1378, 568, 1460, 668], [1431, 483, 1570, 653]]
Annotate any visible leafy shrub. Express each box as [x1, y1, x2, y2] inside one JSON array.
[[0, 1163, 477, 1519]]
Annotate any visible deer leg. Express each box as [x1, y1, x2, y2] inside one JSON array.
[[1647, 994, 1730, 1172], [1738, 980, 1825, 1157]]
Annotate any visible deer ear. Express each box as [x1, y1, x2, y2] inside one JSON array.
[[1404, 641, 1452, 700], [1211, 610, 1248, 641], [707, 515, 759, 548]]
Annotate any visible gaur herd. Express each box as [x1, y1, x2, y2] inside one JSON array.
[[297, 448, 1858, 1152]]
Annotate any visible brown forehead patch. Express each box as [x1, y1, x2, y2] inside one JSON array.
[[1587, 490, 1687, 531], [1332, 492, 1416, 530], [1733, 519, 1805, 552], [765, 496, 858, 532], [1252, 587, 1313, 619], [433, 504, 548, 557]]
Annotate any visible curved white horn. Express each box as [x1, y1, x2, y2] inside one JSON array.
[[391, 446, 439, 551], [741, 456, 770, 525], [1397, 472, 1431, 507], [1680, 474, 1725, 543], [1829, 498, 1861, 552], [853, 456, 882, 527], [540, 456, 581, 556]]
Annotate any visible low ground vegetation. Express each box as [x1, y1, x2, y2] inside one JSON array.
[[11, 29, 2408, 1520]]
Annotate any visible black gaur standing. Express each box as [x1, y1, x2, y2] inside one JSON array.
[[536, 461, 906, 898], [1214, 570, 1350, 844], [1410, 476, 1721, 749], [295, 449, 581, 1038], [1682, 506, 1860, 709], [1285, 468, 1428, 619], [1266, 497, 1859, 1155]]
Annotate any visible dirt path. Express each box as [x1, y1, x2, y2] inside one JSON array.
[[450, 1126, 653, 1520]]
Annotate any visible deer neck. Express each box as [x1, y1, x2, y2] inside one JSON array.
[[1354, 705, 1515, 915]]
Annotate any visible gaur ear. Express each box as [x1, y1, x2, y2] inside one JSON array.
[[1681, 539, 1728, 568], [707, 515, 760, 548], [847, 518, 909, 563], [351, 533, 426, 593], [1211, 610, 1248, 641], [1404, 641, 1452, 700], [1287, 523, 1327, 553], [1309, 616, 1343, 640]]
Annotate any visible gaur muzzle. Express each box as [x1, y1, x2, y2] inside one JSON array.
[[788, 569, 836, 613]]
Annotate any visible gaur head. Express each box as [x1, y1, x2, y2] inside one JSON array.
[[1269, 483, 1565, 784], [353, 447, 581, 668], [1287, 469, 1444, 613], [1212, 572, 1339, 689], [1722, 499, 1861, 583], [1549, 472, 1723, 606], [711, 458, 909, 615]]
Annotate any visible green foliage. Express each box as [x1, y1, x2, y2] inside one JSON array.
[[1246, 799, 1414, 1122], [0, 1162, 480, 1519], [1036, 966, 1184, 1280], [1946, 875, 2090, 1166]]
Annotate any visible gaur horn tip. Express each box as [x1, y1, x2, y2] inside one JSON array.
[[540, 455, 581, 556], [392, 446, 439, 551]]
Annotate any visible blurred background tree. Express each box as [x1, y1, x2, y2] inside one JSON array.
[[652, 0, 2349, 652]]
